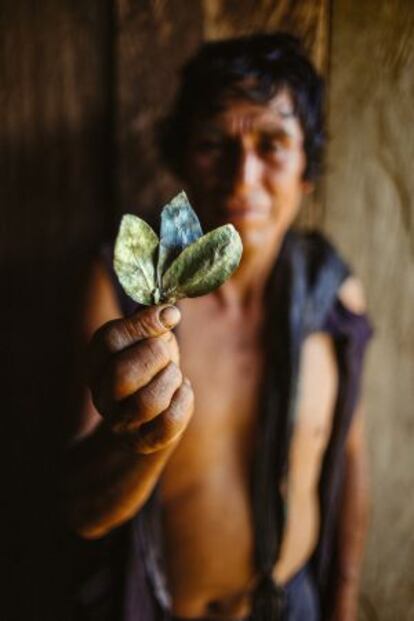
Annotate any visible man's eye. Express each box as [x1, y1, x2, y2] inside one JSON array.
[[260, 138, 282, 154]]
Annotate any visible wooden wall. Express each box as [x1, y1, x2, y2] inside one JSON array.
[[326, 1, 414, 619], [0, 1, 114, 616]]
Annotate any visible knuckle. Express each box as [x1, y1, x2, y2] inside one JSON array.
[[108, 339, 171, 403], [166, 384, 194, 426], [145, 421, 174, 452], [135, 398, 189, 455], [143, 337, 169, 370], [127, 376, 192, 455], [169, 334, 180, 366], [99, 312, 152, 354], [112, 358, 136, 401], [135, 363, 183, 420], [134, 419, 166, 454], [134, 384, 160, 420], [165, 361, 183, 387], [159, 332, 180, 365], [110, 397, 150, 434], [100, 320, 123, 353], [120, 319, 140, 346], [178, 382, 195, 412]]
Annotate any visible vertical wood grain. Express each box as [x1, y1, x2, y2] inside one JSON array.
[[202, 0, 330, 72], [115, 0, 204, 219], [0, 2, 113, 616], [326, 1, 414, 618]]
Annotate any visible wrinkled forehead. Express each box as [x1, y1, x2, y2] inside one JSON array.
[[194, 88, 301, 136]]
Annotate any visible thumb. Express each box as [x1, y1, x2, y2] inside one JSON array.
[[104, 304, 182, 353], [88, 305, 181, 382]]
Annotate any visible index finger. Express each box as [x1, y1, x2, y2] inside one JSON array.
[[89, 304, 181, 380]]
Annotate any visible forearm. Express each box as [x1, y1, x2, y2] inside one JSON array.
[[62, 423, 175, 539], [333, 430, 370, 619], [338, 460, 370, 578]]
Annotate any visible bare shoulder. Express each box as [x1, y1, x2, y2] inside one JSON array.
[[298, 277, 367, 411], [338, 275, 367, 315]]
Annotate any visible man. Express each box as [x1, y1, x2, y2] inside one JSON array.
[[66, 34, 372, 621]]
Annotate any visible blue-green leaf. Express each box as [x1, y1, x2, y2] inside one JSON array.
[[157, 190, 203, 284]]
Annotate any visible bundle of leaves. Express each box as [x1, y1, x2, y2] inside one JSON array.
[[114, 191, 243, 305]]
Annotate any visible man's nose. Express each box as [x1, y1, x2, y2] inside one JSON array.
[[231, 146, 262, 195]]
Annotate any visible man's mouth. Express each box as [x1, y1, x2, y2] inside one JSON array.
[[219, 203, 270, 222]]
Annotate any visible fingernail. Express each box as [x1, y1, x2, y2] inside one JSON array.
[[159, 305, 181, 328]]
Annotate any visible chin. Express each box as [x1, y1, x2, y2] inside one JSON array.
[[236, 223, 271, 250], [239, 219, 287, 253]]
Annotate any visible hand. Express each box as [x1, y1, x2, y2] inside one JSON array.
[[88, 304, 194, 454]]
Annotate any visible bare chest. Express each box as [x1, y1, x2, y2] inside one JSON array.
[[180, 308, 264, 427], [161, 296, 264, 498], [160, 297, 264, 612], [158, 299, 338, 616], [160, 297, 337, 500]]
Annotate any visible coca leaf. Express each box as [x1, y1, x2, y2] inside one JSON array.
[[161, 224, 242, 302], [157, 190, 203, 282], [113, 214, 159, 305]]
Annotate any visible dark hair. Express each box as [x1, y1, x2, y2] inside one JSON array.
[[159, 32, 325, 182]]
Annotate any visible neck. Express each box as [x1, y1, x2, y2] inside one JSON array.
[[215, 229, 286, 311]]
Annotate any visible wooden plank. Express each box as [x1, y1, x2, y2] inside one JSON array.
[[115, 0, 205, 219], [202, 0, 330, 73], [0, 1, 113, 616], [0, 1, 114, 258], [326, 1, 414, 619]]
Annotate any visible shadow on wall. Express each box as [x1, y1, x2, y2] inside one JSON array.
[[0, 124, 109, 616]]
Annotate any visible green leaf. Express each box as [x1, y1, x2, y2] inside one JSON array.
[[113, 214, 159, 305], [161, 224, 243, 303], [157, 190, 203, 284]]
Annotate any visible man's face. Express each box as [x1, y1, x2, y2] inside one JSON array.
[[181, 89, 312, 252]]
